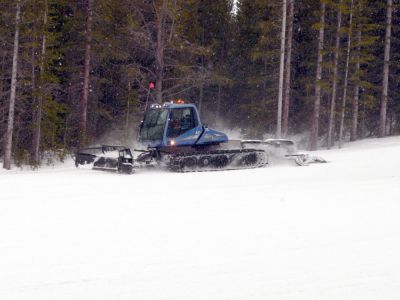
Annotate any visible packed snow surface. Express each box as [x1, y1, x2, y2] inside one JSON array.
[[1, 137, 400, 300]]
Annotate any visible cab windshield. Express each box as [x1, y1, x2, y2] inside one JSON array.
[[140, 109, 168, 141]]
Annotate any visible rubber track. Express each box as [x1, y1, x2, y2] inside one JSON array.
[[167, 149, 267, 172]]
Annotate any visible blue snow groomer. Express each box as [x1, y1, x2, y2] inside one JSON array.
[[135, 100, 266, 171], [75, 100, 267, 174]]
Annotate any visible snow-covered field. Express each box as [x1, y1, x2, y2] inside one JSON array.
[[1, 137, 400, 300]]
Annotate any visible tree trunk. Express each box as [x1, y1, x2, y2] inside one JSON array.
[[125, 81, 131, 141], [338, 0, 354, 148], [3, 0, 21, 170], [155, 1, 166, 104], [198, 59, 204, 114], [79, 0, 94, 149], [276, 0, 287, 138], [282, 0, 294, 138], [379, 0, 392, 138], [32, 0, 48, 165], [198, 81, 203, 114], [216, 83, 222, 123], [31, 47, 37, 140], [0, 52, 5, 131], [351, 5, 362, 142], [309, 2, 326, 151], [327, 2, 342, 149], [198, 23, 206, 114]]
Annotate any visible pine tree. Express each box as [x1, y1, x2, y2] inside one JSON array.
[[79, 0, 94, 148], [309, 1, 326, 151], [282, 0, 294, 138], [338, 0, 354, 148], [277, 0, 287, 138], [231, 0, 282, 137], [327, 1, 343, 149], [350, 0, 363, 141], [3, 0, 21, 170], [379, 0, 393, 137], [32, 0, 49, 165]]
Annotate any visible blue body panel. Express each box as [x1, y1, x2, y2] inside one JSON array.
[[169, 125, 204, 146], [139, 103, 228, 149], [195, 127, 229, 145]]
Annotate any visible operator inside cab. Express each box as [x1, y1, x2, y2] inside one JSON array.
[[167, 107, 197, 138]]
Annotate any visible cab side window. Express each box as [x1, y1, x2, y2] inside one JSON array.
[[167, 108, 197, 138]]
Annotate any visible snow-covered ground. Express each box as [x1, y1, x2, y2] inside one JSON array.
[[1, 137, 400, 300]]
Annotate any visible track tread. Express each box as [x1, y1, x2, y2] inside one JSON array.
[[168, 149, 267, 172]]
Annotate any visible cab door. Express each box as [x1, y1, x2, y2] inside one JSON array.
[[166, 107, 203, 146]]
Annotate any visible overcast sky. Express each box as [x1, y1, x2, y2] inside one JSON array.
[[232, 0, 238, 14]]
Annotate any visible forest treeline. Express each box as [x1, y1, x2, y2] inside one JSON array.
[[0, 0, 399, 169]]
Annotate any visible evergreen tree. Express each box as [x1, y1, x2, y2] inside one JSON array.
[[309, 1, 326, 151], [3, 0, 21, 170]]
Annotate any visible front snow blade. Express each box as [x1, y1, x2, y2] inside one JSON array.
[[75, 145, 134, 174]]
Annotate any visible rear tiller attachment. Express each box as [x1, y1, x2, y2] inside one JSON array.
[[241, 139, 327, 166]]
